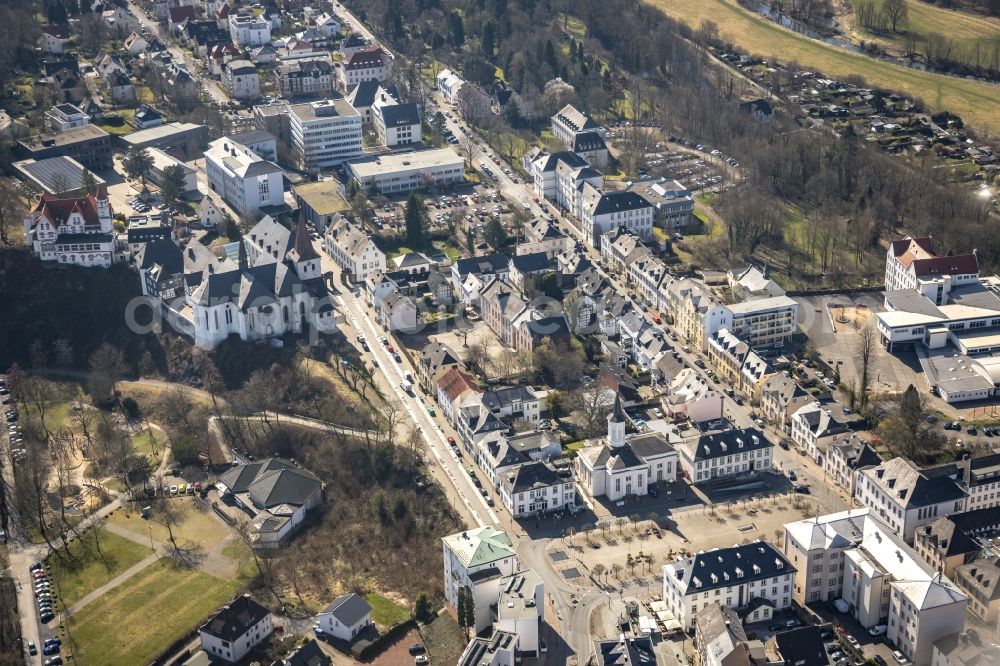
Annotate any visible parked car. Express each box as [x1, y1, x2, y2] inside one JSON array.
[[892, 651, 908, 664], [869, 625, 888, 636], [415, 656, 429, 665], [27, 640, 37, 655], [409, 644, 426, 655]]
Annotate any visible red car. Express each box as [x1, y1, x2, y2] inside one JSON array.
[[386, 345, 395, 354], [447, 436, 456, 444]]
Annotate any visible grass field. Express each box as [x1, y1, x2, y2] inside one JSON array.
[[848, 0, 1000, 68], [48, 529, 152, 607], [68, 561, 237, 666], [643, 0, 1000, 132], [109, 499, 229, 550], [365, 592, 411, 627], [420, 613, 467, 666], [130, 428, 162, 459]]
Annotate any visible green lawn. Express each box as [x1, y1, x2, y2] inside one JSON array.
[[48, 528, 152, 607], [848, 0, 1000, 69], [68, 561, 237, 666], [365, 592, 411, 628], [109, 498, 230, 550], [643, 0, 1000, 133], [130, 428, 162, 459], [41, 401, 72, 433]]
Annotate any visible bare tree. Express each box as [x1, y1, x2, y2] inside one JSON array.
[[858, 322, 876, 410], [883, 0, 908, 32], [460, 132, 481, 170]]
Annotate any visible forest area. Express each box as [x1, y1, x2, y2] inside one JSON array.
[[359, 0, 997, 287]]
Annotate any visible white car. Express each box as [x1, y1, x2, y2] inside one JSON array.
[[892, 651, 908, 664], [868, 625, 887, 636]]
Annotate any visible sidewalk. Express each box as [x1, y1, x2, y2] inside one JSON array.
[[66, 552, 159, 615]]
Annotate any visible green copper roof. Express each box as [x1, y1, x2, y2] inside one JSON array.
[[442, 526, 516, 568]]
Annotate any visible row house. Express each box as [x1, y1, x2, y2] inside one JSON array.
[[914, 515, 982, 578], [519, 219, 573, 258], [628, 250, 668, 308], [823, 433, 882, 497], [564, 267, 633, 338], [788, 401, 848, 464], [436, 367, 481, 426], [662, 277, 732, 352], [675, 428, 773, 485], [207, 43, 241, 77], [663, 369, 724, 425], [322, 214, 385, 283], [758, 374, 812, 430], [417, 340, 464, 393], [707, 328, 749, 387]]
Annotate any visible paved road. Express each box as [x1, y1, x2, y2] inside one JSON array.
[[126, 0, 229, 105]]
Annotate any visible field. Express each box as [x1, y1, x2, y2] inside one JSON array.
[[48, 529, 152, 607], [643, 0, 1000, 132], [847, 0, 1000, 69], [365, 592, 412, 627], [108, 498, 230, 550], [67, 561, 237, 666]]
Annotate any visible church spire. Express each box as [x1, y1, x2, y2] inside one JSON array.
[[290, 211, 320, 262], [238, 238, 248, 272]]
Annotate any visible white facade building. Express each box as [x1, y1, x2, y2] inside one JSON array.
[[229, 14, 271, 46], [23, 186, 121, 268], [315, 593, 372, 642], [289, 99, 363, 171], [199, 595, 273, 663], [662, 541, 794, 630], [205, 137, 284, 219], [783, 509, 968, 666], [442, 527, 518, 634], [322, 214, 385, 283], [347, 148, 464, 194], [675, 428, 773, 485], [222, 59, 260, 100]]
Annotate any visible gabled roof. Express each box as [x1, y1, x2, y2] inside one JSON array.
[[590, 190, 651, 216], [917, 516, 980, 558], [378, 102, 420, 127], [344, 47, 389, 70], [890, 236, 979, 277], [865, 457, 967, 509], [279, 639, 331, 666], [27, 189, 109, 231], [200, 595, 271, 641], [168, 4, 195, 23], [510, 251, 551, 274], [437, 367, 480, 402], [453, 252, 508, 278], [553, 104, 601, 133], [320, 592, 371, 626], [136, 238, 182, 274], [218, 458, 321, 510]]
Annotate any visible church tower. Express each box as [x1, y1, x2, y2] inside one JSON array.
[[287, 212, 321, 281], [607, 392, 626, 448], [94, 184, 113, 232]]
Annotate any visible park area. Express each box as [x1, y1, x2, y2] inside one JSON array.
[[643, 0, 1000, 133]]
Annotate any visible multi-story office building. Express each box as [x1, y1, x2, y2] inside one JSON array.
[[204, 137, 285, 218], [288, 98, 363, 171], [783, 509, 968, 666], [727, 296, 799, 349]]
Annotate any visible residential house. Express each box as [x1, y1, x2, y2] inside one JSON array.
[[346, 80, 399, 124], [207, 43, 241, 77], [783, 509, 968, 666], [507, 252, 552, 292], [315, 593, 372, 642], [727, 296, 799, 349], [136, 239, 183, 300], [199, 595, 273, 663], [312, 12, 342, 37], [931, 632, 1000, 666], [697, 603, 766, 666], [196, 196, 224, 228], [323, 215, 385, 283], [495, 570, 545, 655], [276, 639, 331, 666], [499, 460, 575, 518], [229, 14, 271, 47], [758, 374, 811, 430], [662, 541, 795, 630], [436, 68, 465, 104], [452, 253, 509, 306], [337, 47, 391, 90], [662, 277, 732, 352], [436, 368, 480, 426], [575, 395, 678, 501], [519, 219, 573, 258], [45, 104, 89, 132], [663, 368, 724, 424], [481, 386, 546, 425], [134, 105, 165, 129], [103, 6, 140, 35], [277, 56, 334, 98], [222, 60, 260, 100], [339, 33, 370, 59], [855, 457, 968, 542], [442, 527, 518, 633], [374, 290, 420, 332], [216, 457, 323, 545], [39, 25, 71, 54], [789, 402, 848, 464], [707, 328, 750, 387], [675, 428, 773, 485], [594, 638, 659, 666], [914, 516, 982, 578], [418, 341, 463, 393], [728, 266, 785, 300], [823, 434, 882, 497]]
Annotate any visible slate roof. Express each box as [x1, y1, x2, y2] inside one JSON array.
[[866, 457, 967, 509], [379, 102, 420, 127], [667, 541, 794, 594], [772, 626, 831, 666], [481, 386, 537, 412], [344, 47, 389, 70], [136, 238, 182, 274], [200, 595, 271, 642], [510, 251, 551, 274], [590, 191, 651, 216], [279, 639, 331, 666], [594, 636, 657, 666], [320, 593, 371, 626], [554, 104, 601, 133], [687, 428, 772, 462], [218, 458, 321, 510], [572, 130, 607, 153], [453, 253, 508, 278], [502, 461, 565, 494], [917, 516, 980, 558], [347, 80, 399, 109]]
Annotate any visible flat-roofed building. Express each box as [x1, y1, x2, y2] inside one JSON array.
[[146, 147, 198, 193], [121, 122, 208, 160], [347, 147, 464, 194], [626, 178, 694, 231], [13, 156, 106, 196], [17, 124, 112, 171], [727, 296, 799, 349], [288, 98, 363, 171]]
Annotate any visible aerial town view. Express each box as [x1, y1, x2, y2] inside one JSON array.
[[1, 0, 1000, 664]]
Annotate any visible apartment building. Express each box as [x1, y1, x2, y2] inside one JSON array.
[[951, 557, 1000, 624], [337, 47, 391, 90], [373, 101, 421, 147], [884, 236, 979, 302], [229, 14, 271, 46], [322, 214, 385, 283], [579, 185, 655, 247], [498, 460, 575, 518], [442, 527, 518, 633], [823, 434, 882, 497], [783, 509, 968, 666], [789, 402, 848, 464], [662, 541, 795, 630], [288, 98, 363, 171], [855, 458, 969, 543], [222, 59, 260, 99], [277, 56, 334, 98], [204, 137, 284, 218], [662, 277, 733, 352], [727, 296, 799, 349]]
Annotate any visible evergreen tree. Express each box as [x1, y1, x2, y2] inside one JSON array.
[[46, 0, 68, 24], [456, 586, 475, 635], [414, 592, 432, 623], [447, 11, 464, 46], [543, 39, 558, 72], [404, 193, 427, 248], [481, 21, 496, 58], [158, 165, 187, 204], [123, 147, 154, 186], [484, 216, 508, 250], [80, 168, 98, 195]]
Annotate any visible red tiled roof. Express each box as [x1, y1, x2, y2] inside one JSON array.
[[911, 255, 979, 277], [890, 236, 935, 262], [437, 368, 479, 402], [344, 48, 388, 70], [29, 188, 109, 231]]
